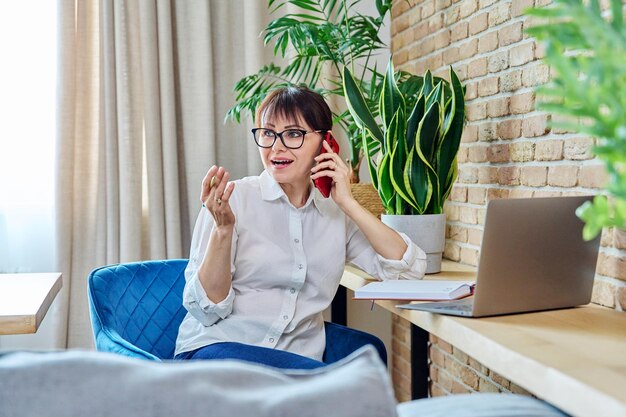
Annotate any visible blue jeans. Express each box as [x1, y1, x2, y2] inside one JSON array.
[[175, 342, 326, 369]]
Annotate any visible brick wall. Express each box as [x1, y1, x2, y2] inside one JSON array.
[[389, 0, 626, 401]]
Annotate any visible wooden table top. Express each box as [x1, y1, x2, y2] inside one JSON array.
[[0, 273, 63, 335], [341, 261, 626, 417]]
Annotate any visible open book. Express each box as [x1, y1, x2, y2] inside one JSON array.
[[353, 279, 475, 301]]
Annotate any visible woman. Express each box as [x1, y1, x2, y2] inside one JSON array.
[[175, 86, 427, 368]]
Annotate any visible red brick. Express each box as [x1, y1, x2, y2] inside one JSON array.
[[450, 185, 468, 202], [488, 51, 509, 73], [468, 145, 488, 162], [535, 140, 563, 161], [564, 137, 595, 160], [591, 278, 617, 308], [497, 166, 520, 185], [510, 142, 535, 162], [435, 30, 452, 49], [479, 377, 502, 393], [443, 46, 460, 65], [478, 77, 499, 96], [436, 0, 452, 11], [448, 224, 468, 242], [579, 164, 608, 188], [465, 82, 478, 100], [500, 70, 522, 92], [460, 247, 479, 265], [522, 114, 550, 137], [520, 166, 548, 186], [444, 242, 461, 261], [467, 227, 483, 245], [478, 122, 497, 141], [497, 119, 521, 139], [413, 21, 430, 40], [488, 2, 510, 27], [478, 31, 499, 53], [547, 165, 579, 187], [487, 97, 510, 117], [468, 187, 487, 204], [469, 13, 488, 35], [459, 166, 479, 183], [458, 38, 478, 60], [512, 0, 534, 18], [457, 146, 469, 163], [466, 102, 487, 121], [510, 42, 535, 67], [477, 166, 498, 183], [618, 286, 626, 310], [614, 228, 626, 250], [429, 12, 445, 32], [510, 91, 535, 114], [468, 57, 488, 78], [445, 5, 461, 25], [522, 63, 551, 87], [487, 188, 510, 202], [460, 0, 477, 19], [451, 380, 472, 394], [451, 21, 469, 42], [422, 0, 436, 18], [462, 124, 479, 142], [437, 338, 454, 354], [499, 22, 523, 46], [489, 370, 512, 390], [509, 188, 534, 199], [487, 144, 510, 163]]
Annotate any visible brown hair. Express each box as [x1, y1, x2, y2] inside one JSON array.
[[255, 86, 332, 131]]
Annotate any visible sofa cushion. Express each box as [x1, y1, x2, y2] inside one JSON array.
[[0, 345, 397, 417]]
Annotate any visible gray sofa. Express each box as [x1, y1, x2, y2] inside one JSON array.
[[0, 346, 568, 417]]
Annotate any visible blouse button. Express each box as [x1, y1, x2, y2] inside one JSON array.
[[269, 338, 275, 343], [294, 238, 300, 243], [290, 288, 296, 294], [283, 315, 288, 320], [298, 264, 303, 269]]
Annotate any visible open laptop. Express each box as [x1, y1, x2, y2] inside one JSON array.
[[397, 196, 600, 317]]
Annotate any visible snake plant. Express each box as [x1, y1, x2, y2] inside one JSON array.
[[343, 60, 465, 215]]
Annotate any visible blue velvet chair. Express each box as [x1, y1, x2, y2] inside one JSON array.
[[88, 259, 387, 364]]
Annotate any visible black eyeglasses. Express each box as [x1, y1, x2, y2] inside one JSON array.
[[251, 128, 327, 149]]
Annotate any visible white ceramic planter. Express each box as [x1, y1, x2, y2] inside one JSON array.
[[381, 213, 446, 274]]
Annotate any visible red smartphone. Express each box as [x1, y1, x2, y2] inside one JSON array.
[[314, 132, 340, 198]]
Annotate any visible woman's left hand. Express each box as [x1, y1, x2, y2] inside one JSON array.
[[310, 139, 354, 208]]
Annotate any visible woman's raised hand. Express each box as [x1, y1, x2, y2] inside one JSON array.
[[201, 165, 236, 228], [310, 140, 353, 208]]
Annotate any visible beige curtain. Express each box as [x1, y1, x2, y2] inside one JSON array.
[[56, 0, 272, 348]]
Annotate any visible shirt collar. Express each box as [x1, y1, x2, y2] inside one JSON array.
[[259, 170, 331, 216]]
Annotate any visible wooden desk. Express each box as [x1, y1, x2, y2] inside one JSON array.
[[340, 261, 626, 417], [0, 273, 63, 335]]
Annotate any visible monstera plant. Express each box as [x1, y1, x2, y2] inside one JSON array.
[[343, 59, 465, 273], [343, 60, 465, 215]]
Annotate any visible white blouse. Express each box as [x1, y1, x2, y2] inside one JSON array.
[[175, 171, 427, 360]]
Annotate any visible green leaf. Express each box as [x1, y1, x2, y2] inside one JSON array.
[[380, 59, 406, 148], [343, 66, 385, 143]]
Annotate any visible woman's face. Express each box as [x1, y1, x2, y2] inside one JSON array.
[[258, 113, 323, 188]]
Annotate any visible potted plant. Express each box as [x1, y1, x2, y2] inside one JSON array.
[[343, 60, 466, 273], [526, 0, 626, 240], [226, 0, 392, 184]]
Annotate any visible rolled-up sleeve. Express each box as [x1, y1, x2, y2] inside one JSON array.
[[182, 208, 237, 327], [346, 219, 427, 281]]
